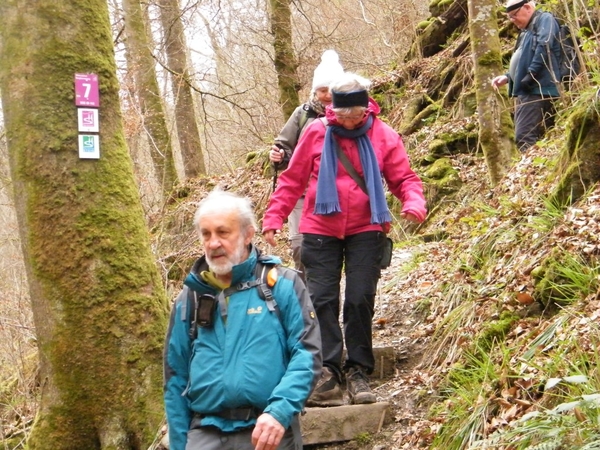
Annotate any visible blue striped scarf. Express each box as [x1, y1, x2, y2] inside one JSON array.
[[314, 115, 391, 224]]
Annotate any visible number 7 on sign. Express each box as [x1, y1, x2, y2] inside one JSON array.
[[75, 73, 99, 107], [82, 83, 91, 99]]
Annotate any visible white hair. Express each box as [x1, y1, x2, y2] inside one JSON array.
[[194, 189, 257, 234], [330, 72, 371, 115], [329, 72, 371, 94]]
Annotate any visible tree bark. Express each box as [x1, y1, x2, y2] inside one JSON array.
[[269, 0, 300, 119], [122, 0, 179, 195], [0, 1, 168, 449], [468, 0, 516, 185], [157, 0, 207, 178]]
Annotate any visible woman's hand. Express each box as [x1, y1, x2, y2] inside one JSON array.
[[263, 229, 279, 247], [400, 212, 422, 223], [269, 145, 284, 163]]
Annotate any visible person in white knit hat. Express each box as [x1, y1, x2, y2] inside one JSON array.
[[269, 50, 344, 283]]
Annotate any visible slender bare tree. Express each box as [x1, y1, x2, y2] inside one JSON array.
[[182, 0, 428, 173], [157, 0, 207, 178], [468, 0, 516, 184], [122, 0, 179, 195], [0, 1, 168, 448]]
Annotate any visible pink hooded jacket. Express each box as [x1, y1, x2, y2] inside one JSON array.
[[263, 98, 426, 239]]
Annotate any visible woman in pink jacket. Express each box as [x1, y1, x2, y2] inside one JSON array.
[[262, 72, 426, 408]]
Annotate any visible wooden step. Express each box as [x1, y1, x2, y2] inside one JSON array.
[[340, 346, 397, 379], [370, 346, 396, 379], [301, 402, 391, 445]]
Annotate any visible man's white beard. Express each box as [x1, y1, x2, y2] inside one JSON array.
[[207, 236, 247, 276]]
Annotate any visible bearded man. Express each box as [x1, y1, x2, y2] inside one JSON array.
[[163, 189, 322, 450]]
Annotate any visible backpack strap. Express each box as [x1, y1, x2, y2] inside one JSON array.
[[297, 109, 309, 134], [183, 289, 198, 340], [336, 146, 368, 195], [528, 10, 540, 48], [186, 260, 281, 339], [255, 262, 279, 316], [296, 105, 319, 142]]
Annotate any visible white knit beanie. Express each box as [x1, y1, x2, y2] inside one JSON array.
[[311, 50, 344, 92]]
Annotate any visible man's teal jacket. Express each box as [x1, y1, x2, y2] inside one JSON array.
[[163, 246, 322, 450]]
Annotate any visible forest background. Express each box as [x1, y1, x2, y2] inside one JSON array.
[[1, 0, 600, 449]]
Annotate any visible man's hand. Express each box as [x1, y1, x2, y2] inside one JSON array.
[[263, 229, 279, 247], [491, 75, 509, 89], [269, 145, 284, 164], [251, 413, 285, 450]]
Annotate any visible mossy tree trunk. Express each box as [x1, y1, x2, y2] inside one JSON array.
[[407, 0, 469, 59], [468, 0, 516, 185], [122, 0, 179, 196], [269, 0, 300, 120], [554, 92, 600, 205], [157, 0, 207, 178], [0, 1, 168, 449]]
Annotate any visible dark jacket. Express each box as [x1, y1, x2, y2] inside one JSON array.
[[163, 246, 322, 450], [508, 10, 561, 98], [273, 103, 320, 170]]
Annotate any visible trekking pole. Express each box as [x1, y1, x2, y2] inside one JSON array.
[[272, 163, 279, 193], [272, 145, 284, 193]]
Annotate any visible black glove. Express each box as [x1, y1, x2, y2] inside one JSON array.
[[520, 73, 536, 92]]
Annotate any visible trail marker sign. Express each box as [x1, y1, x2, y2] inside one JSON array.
[[75, 73, 99, 107], [77, 108, 99, 133], [78, 134, 100, 159]]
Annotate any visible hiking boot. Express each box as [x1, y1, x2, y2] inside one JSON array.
[[346, 366, 376, 405], [306, 366, 344, 407]]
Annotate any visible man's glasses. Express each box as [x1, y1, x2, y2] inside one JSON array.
[[507, 7, 522, 20]]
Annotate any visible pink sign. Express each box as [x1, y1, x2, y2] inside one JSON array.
[[74, 73, 99, 107], [82, 110, 95, 126]]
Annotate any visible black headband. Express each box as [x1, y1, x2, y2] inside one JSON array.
[[506, 0, 529, 13], [332, 90, 369, 108]]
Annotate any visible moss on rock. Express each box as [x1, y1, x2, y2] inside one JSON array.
[[428, 128, 479, 157]]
